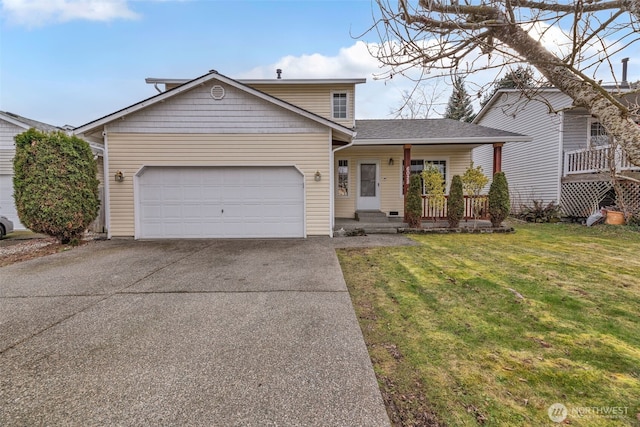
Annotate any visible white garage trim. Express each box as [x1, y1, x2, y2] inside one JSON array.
[[134, 165, 306, 239]]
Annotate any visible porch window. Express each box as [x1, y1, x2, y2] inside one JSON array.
[[589, 121, 610, 146], [332, 93, 347, 119], [425, 160, 447, 182], [403, 159, 447, 193], [337, 159, 349, 196]]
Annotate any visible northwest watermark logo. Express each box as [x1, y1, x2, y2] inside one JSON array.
[[548, 403, 568, 423], [548, 403, 630, 423]]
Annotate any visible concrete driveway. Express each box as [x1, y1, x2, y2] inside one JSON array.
[[0, 238, 390, 426]]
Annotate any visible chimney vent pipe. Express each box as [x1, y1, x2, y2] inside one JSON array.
[[276, 69, 282, 79], [622, 58, 629, 86]]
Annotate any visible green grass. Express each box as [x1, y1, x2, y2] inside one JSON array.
[[338, 223, 640, 426]]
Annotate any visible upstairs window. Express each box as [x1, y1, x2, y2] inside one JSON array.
[[337, 159, 349, 196], [332, 93, 347, 119], [590, 121, 610, 146]]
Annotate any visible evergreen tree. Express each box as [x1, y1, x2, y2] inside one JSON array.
[[13, 129, 99, 244], [447, 175, 464, 228], [480, 66, 536, 107], [405, 174, 423, 228], [444, 76, 475, 122], [488, 172, 511, 227]]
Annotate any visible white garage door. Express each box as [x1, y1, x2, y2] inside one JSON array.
[[137, 166, 304, 238], [0, 174, 25, 230]]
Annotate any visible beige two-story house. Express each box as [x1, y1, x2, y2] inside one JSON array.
[[74, 70, 527, 239]]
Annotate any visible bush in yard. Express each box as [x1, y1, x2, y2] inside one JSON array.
[[516, 200, 562, 223], [488, 171, 510, 227], [461, 162, 489, 225], [421, 164, 446, 222], [13, 128, 100, 244], [447, 175, 464, 228], [405, 174, 423, 228]]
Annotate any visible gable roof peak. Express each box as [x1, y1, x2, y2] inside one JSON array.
[[75, 70, 356, 139]]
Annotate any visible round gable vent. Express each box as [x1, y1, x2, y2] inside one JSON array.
[[210, 85, 225, 100]]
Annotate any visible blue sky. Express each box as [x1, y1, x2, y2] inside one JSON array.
[[1, 0, 639, 127], [1, 0, 402, 126]]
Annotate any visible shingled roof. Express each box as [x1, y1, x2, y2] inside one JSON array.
[[354, 119, 529, 144], [0, 111, 61, 132]]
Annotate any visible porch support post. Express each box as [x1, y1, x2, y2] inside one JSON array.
[[403, 144, 411, 220], [493, 143, 504, 175]]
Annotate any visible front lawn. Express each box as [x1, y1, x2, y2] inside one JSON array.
[[338, 223, 640, 426]]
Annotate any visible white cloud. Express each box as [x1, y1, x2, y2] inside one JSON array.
[[1, 0, 139, 26], [239, 41, 439, 119]]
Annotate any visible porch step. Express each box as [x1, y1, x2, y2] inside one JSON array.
[[355, 210, 388, 223]]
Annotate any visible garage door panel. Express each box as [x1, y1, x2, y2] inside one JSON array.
[[137, 167, 304, 238], [140, 206, 162, 220]]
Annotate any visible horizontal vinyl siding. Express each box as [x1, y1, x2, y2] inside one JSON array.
[[248, 83, 356, 128], [562, 109, 589, 152], [107, 133, 331, 237], [0, 120, 22, 174], [0, 149, 14, 174], [107, 83, 325, 134], [475, 92, 572, 205], [335, 145, 472, 218], [0, 120, 23, 148], [471, 144, 493, 187]]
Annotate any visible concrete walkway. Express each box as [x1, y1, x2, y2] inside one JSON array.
[[0, 239, 390, 426]]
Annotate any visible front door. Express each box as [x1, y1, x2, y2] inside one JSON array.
[[357, 161, 380, 210]]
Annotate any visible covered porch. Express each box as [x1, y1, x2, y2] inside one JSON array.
[[333, 119, 530, 223]]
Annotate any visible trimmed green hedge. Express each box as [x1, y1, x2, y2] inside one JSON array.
[[488, 171, 510, 227], [447, 175, 464, 228], [13, 129, 100, 244], [405, 174, 423, 228]]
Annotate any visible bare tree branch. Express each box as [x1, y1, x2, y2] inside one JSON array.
[[366, 0, 640, 165]]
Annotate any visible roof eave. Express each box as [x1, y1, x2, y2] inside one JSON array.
[[240, 78, 367, 85], [0, 113, 31, 130], [145, 77, 367, 85], [353, 136, 531, 145]]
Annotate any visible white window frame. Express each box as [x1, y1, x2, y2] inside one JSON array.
[[331, 92, 348, 120], [588, 118, 610, 147], [337, 159, 350, 197], [400, 158, 449, 195]]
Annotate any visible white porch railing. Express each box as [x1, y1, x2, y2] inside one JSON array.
[[563, 145, 640, 176]]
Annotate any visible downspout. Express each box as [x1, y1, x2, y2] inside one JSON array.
[[557, 112, 564, 206], [330, 132, 357, 237], [102, 125, 112, 239]]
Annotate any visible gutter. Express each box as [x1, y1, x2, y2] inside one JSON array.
[[352, 136, 532, 145]]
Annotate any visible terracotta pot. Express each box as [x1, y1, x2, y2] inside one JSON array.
[[604, 210, 625, 225]]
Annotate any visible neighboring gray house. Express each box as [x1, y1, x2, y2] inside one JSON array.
[[0, 111, 62, 230], [0, 111, 106, 232], [473, 88, 640, 218]]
